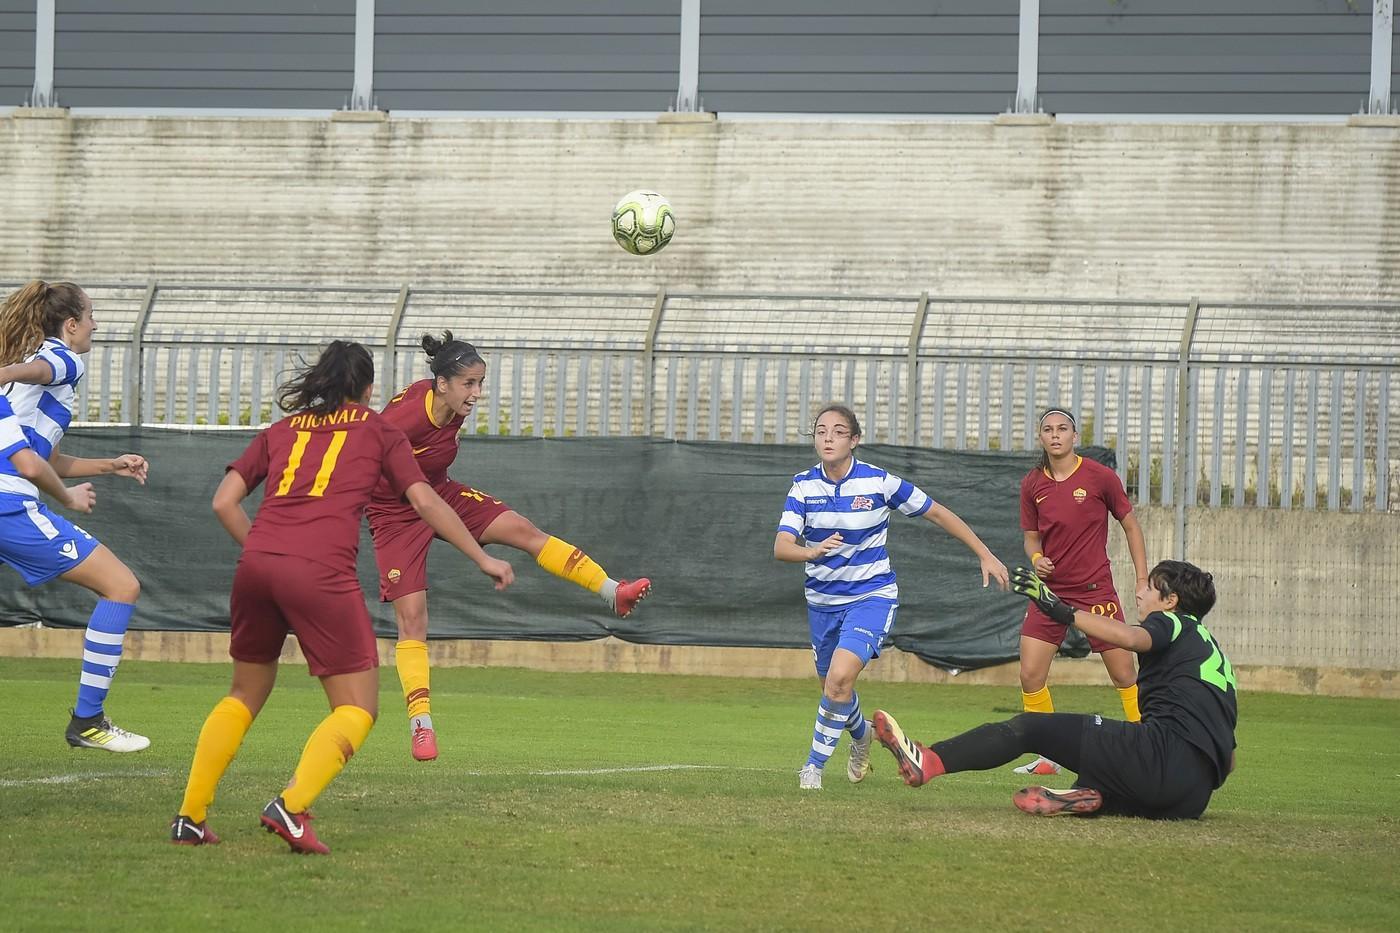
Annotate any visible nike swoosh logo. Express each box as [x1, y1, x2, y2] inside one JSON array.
[[412, 446, 431, 455], [1035, 495, 1049, 504], [275, 803, 305, 838], [189, 823, 204, 839]]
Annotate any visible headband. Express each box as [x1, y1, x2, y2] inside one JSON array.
[[1039, 407, 1076, 429]]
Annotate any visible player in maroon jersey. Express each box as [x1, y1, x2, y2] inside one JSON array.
[[1013, 407, 1149, 777], [169, 340, 513, 854], [367, 332, 651, 762]]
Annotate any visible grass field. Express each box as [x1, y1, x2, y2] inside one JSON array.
[[1, 657, 1397, 933]]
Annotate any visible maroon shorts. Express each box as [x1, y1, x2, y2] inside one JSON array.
[[229, 550, 378, 677], [369, 479, 512, 602], [1021, 577, 1127, 654]]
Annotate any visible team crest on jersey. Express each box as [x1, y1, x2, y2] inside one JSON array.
[[851, 496, 875, 511], [388, 569, 401, 582], [1073, 487, 1088, 503]]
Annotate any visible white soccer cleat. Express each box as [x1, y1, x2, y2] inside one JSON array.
[[847, 727, 873, 783], [65, 713, 151, 753], [1012, 756, 1062, 776], [798, 764, 823, 790]]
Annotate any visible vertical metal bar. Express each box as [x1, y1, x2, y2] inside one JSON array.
[[1069, 365, 1083, 433], [229, 351, 243, 426], [905, 291, 929, 445], [1304, 370, 1319, 510], [1281, 369, 1296, 510], [250, 349, 264, 426], [1233, 367, 1248, 507], [887, 360, 901, 444], [664, 357, 678, 439], [1186, 368, 1200, 508], [621, 356, 635, 437], [1161, 368, 1175, 507], [954, 361, 968, 450], [1369, 0, 1394, 115], [1000, 364, 1014, 451], [844, 359, 857, 407], [1174, 298, 1198, 557], [140, 347, 156, 424], [932, 361, 946, 448], [1045, 364, 1060, 410], [1210, 368, 1225, 508], [643, 287, 666, 438], [186, 345, 199, 425], [1013, 0, 1040, 114], [165, 341, 178, 423], [555, 355, 568, 438], [382, 285, 409, 403], [1257, 368, 1273, 507], [978, 363, 990, 451], [31, 0, 55, 107], [1328, 369, 1342, 510], [775, 357, 789, 442], [820, 359, 834, 404], [687, 359, 700, 441], [1093, 365, 1106, 446], [1115, 365, 1128, 486], [1139, 365, 1152, 505], [125, 281, 157, 426], [1030, 362, 1043, 451], [511, 351, 524, 436], [797, 358, 812, 436], [599, 351, 613, 438], [709, 357, 723, 441], [674, 0, 701, 112], [98, 349, 112, 421], [1353, 371, 1366, 511], [576, 353, 591, 438], [865, 361, 879, 445], [533, 356, 547, 438], [351, 0, 376, 110], [754, 357, 768, 443], [489, 353, 503, 435], [1378, 371, 1391, 512], [731, 357, 744, 442], [206, 346, 222, 426]]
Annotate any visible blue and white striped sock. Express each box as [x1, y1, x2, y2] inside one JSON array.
[[74, 599, 135, 719], [847, 690, 869, 742], [806, 694, 854, 768]]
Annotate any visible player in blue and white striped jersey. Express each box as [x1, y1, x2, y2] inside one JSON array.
[[775, 404, 1009, 790], [0, 281, 151, 753], [0, 393, 96, 514]]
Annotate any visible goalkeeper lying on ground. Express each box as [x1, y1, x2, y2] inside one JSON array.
[[872, 560, 1237, 819]]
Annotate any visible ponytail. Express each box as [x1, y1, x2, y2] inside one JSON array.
[[277, 340, 375, 417], [421, 330, 484, 381], [0, 280, 87, 366]]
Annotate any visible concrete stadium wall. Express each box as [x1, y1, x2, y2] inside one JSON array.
[[1, 113, 1397, 301]]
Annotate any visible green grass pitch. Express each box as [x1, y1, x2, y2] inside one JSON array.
[[1, 657, 1397, 932]]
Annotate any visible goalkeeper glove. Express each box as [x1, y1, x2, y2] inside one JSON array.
[[1010, 567, 1076, 626]]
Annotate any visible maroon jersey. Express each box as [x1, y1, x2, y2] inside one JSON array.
[[1020, 456, 1132, 589], [369, 379, 464, 506], [228, 403, 426, 575]]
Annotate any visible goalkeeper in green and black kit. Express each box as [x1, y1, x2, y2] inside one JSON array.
[[873, 560, 1237, 819]]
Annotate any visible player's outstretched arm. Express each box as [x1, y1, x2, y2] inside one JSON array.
[[9, 447, 95, 512], [404, 482, 514, 591], [1011, 566, 1153, 653], [774, 530, 842, 563], [50, 445, 149, 484], [212, 470, 253, 545], [922, 503, 1009, 590], [0, 360, 54, 386]]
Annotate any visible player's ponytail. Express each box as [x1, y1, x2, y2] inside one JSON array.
[[277, 340, 375, 417], [421, 330, 484, 381], [0, 280, 87, 366]]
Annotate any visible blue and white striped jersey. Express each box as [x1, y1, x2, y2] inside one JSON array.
[[0, 394, 30, 464], [777, 457, 934, 607], [0, 339, 84, 499]]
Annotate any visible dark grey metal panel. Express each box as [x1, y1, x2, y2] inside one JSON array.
[[1041, 0, 1373, 115], [375, 1, 680, 111], [53, 1, 354, 109], [1, 1, 35, 107], [699, 0, 1018, 114]]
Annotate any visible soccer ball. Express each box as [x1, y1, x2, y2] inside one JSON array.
[[611, 190, 675, 256]]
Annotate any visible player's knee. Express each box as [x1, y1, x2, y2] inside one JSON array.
[[823, 679, 855, 703], [1018, 667, 1047, 693], [109, 571, 141, 605]]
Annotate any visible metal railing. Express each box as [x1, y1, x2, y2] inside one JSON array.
[[9, 281, 1397, 514]]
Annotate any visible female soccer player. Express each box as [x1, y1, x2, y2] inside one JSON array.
[[367, 332, 651, 761], [170, 340, 513, 854], [774, 404, 1009, 791], [0, 281, 151, 752], [1013, 407, 1149, 777], [873, 560, 1236, 820]]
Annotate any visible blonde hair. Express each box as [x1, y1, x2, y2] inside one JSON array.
[[0, 280, 87, 366]]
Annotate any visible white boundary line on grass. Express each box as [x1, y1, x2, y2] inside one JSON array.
[[0, 768, 171, 788]]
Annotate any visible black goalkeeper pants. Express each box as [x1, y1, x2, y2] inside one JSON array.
[[931, 712, 1219, 820]]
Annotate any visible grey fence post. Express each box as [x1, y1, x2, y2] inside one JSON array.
[[1013, 0, 1040, 114], [383, 284, 410, 401], [1370, 0, 1394, 115], [1174, 298, 1200, 561], [125, 281, 158, 426], [905, 291, 929, 445], [674, 0, 702, 112], [350, 0, 376, 110], [642, 287, 667, 436], [30, 0, 56, 108]]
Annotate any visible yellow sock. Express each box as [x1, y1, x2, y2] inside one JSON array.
[[281, 705, 374, 814], [179, 696, 253, 823], [1021, 686, 1055, 714], [536, 535, 608, 593], [1119, 684, 1142, 722], [395, 640, 431, 721]]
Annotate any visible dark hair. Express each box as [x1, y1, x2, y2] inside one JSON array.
[[277, 340, 375, 417], [0, 280, 88, 366], [421, 331, 484, 381], [810, 404, 861, 438], [1035, 406, 1078, 472], [1147, 560, 1217, 618]]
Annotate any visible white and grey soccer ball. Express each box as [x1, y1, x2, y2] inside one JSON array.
[[611, 190, 675, 256]]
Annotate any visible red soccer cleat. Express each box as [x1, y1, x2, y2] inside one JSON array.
[[260, 797, 330, 855], [411, 724, 439, 762], [1013, 786, 1104, 816], [169, 815, 220, 846], [871, 710, 937, 787], [613, 578, 652, 618]]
